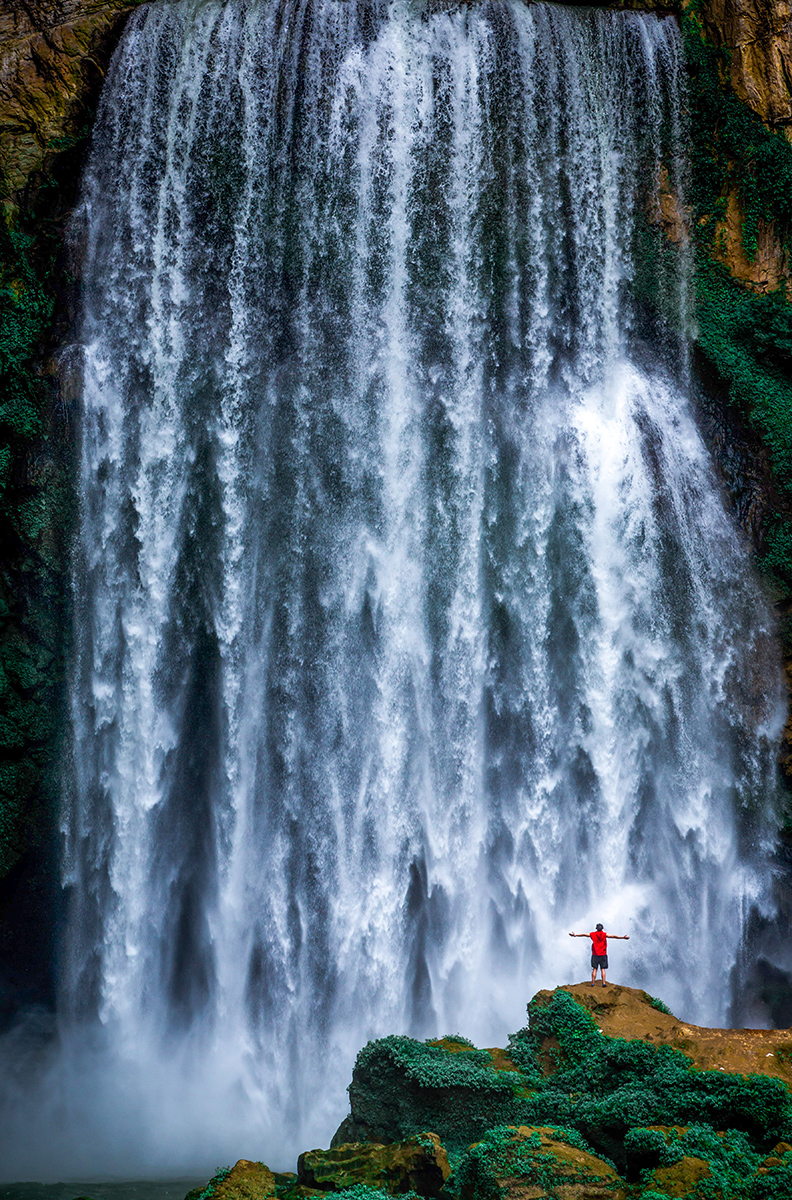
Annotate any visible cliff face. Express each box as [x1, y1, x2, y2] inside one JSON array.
[[697, 0, 792, 133], [693, 0, 792, 295], [0, 0, 144, 215]]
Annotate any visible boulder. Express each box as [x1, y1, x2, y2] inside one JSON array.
[[184, 1160, 276, 1200], [457, 1126, 627, 1200], [335, 1033, 529, 1150], [297, 1132, 450, 1196]]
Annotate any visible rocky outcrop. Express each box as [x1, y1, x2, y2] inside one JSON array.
[[0, 0, 146, 216], [696, 0, 792, 133], [532, 982, 792, 1088], [712, 190, 791, 294]]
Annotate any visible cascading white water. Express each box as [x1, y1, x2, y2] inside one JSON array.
[[1, 0, 786, 1180]]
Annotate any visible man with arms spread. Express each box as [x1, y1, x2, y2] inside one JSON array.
[[569, 923, 629, 987]]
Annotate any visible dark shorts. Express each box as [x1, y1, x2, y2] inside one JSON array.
[[591, 954, 608, 969]]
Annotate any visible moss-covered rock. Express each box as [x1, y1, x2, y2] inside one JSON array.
[[334, 1035, 531, 1153], [455, 1125, 627, 1200], [529, 984, 792, 1089], [184, 1160, 276, 1200], [297, 1134, 449, 1196]]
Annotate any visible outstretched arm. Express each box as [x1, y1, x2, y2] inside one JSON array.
[[568, 932, 588, 937], [610, 934, 630, 939]]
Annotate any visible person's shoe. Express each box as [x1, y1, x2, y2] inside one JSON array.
[[602, 982, 606, 988]]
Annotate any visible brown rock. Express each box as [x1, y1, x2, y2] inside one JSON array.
[[298, 1132, 450, 1197], [530, 983, 792, 1089], [693, 0, 792, 133], [647, 163, 690, 245], [185, 1160, 277, 1200], [459, 1126, 627, 1200], [0, 0, 148, 217]]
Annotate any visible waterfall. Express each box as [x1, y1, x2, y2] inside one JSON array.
[[2, 0, 785, 1179]]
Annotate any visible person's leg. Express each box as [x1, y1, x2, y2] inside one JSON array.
[[591, 967, 596, 985], [601, 969, 607, 987]]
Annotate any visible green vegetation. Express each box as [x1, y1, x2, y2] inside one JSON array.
[[0, 217, 64, 880], [184, 1167, 232, 1200], [683, 9, 792, 252], [346, 1034, 530, 1151], [648, 996, 673, 1015], [454, 1125, 615, 1200], [0, 134, 81, 887], [328, 1190, 421, 1200]]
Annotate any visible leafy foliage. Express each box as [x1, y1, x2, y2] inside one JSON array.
[[348, 1034, 530, 1152]]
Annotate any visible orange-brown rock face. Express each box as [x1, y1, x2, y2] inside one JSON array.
[[0, 0, 146, 217], [695, 0, 792, 133]]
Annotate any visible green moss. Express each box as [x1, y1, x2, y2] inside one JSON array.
[[749, 1149, 792, 1199], [695, 260, 792, 484], [346, 1034, 532, 1152], [330, 1189, 420, 1200], [454, 1124, 622, 1200]]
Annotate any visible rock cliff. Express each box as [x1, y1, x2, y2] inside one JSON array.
[[697, 0, 792, 133], [0, 0, 146, 215]]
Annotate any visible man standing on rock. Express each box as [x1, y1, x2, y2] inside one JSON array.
[[569, 924, 629, 987]]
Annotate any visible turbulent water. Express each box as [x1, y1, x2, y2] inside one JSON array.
[[0, 0, 786, 1180]]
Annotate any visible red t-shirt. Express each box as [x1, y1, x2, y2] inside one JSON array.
[[589, 930, 607, 956]]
